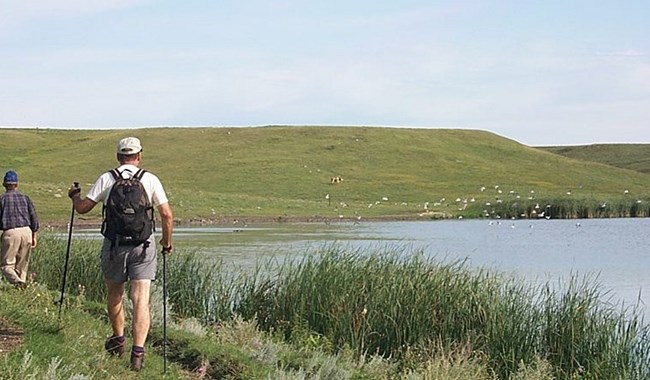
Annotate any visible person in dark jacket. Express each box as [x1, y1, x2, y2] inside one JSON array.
[[0, 170, 39, 289]]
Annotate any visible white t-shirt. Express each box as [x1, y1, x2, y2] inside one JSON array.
[[86, 164, 169, 207]]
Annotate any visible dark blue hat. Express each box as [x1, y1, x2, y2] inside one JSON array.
[[3, 170, 18, 184]]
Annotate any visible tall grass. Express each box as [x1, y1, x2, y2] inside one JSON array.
[[230, 246, 650, 379], [467, 197, 650, 219], [30, 233, 105, 301], [30, 234, 650, 379]]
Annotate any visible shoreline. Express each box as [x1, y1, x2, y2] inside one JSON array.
[[41, 212, 450, 231], [42, 212, 648, 231]]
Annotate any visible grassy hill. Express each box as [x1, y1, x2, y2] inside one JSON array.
[[2, 126, 650, 224], [539, 144, 650, 174]]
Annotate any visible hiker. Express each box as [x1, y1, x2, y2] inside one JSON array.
[[68, 137, 173, 371], [0, 170, 39, 289]]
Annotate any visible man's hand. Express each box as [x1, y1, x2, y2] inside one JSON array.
[[68, 182, 81, 199], [160, 239, 173, 254]]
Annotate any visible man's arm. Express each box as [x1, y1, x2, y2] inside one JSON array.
[[28, 198, 39, 248], [157, 202, 173, 252], [68, 186, 98, 214]]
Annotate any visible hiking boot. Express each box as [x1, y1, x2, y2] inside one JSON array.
[[130, 351, 144, 371], [104, 336, 125, 357]]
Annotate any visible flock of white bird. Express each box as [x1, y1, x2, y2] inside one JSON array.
[[324, 178, 643, 223]]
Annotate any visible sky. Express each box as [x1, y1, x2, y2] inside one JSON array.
[[1, 1, 648, 146]]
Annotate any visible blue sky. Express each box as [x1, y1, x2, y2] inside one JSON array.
[[1, 1, 648, 146]]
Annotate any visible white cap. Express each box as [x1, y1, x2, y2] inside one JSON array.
[[117, 137, 142, 154]]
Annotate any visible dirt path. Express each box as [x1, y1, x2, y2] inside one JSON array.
[[0, 317, 23, 354]]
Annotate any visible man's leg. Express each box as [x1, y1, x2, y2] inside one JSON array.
[[130, 279, 152, 347], [128, 279, 151, 371], [14, 227, 32, 283], [1, 230, 22, 284], [105, 278, 126, 338]]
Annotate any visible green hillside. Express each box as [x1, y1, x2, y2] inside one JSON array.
[[539, 144, 650, 174], [2, 126, 650, 224]]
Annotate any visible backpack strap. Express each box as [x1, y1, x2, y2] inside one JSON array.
[[109, 168, 146, 181], [131, 169, 156, 233], [103, 168, 122, 216], [108, 168, 121, 180], [133, 169, 147, 181], [102, 168, 122, 246]]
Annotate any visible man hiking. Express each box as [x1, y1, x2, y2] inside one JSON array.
[[0, 170, 39, 289], [68, 137, 173, 371]]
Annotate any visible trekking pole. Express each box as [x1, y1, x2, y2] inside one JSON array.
[[162, 248, 168, 374], [59, 182, 78, 318]]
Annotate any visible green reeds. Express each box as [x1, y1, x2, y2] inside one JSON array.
[[163, 251, 238, 324], [469, 197, 650, 219], [541, 275, 648, 378], [230, 245, 650, 379], [31, 234, 105, 302]]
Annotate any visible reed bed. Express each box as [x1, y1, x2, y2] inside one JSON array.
[[231, 245, 650, 379], [30, 234, 105, 301], [469, 197, 650, 219], [30, 234, 650, 379]]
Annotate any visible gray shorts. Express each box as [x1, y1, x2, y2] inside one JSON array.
[[101, 235, 157, 283]]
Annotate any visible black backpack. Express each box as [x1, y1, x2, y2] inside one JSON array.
[[101, 168, 154, 246]]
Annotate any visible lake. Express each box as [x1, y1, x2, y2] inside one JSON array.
[[78, 217, 650, 317]]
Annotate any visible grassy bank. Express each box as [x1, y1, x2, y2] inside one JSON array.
[[4, 234, 646, 379], [2, 127, 650, 224]]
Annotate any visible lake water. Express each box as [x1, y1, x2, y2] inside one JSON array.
[[78, 218, 650, 317]]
